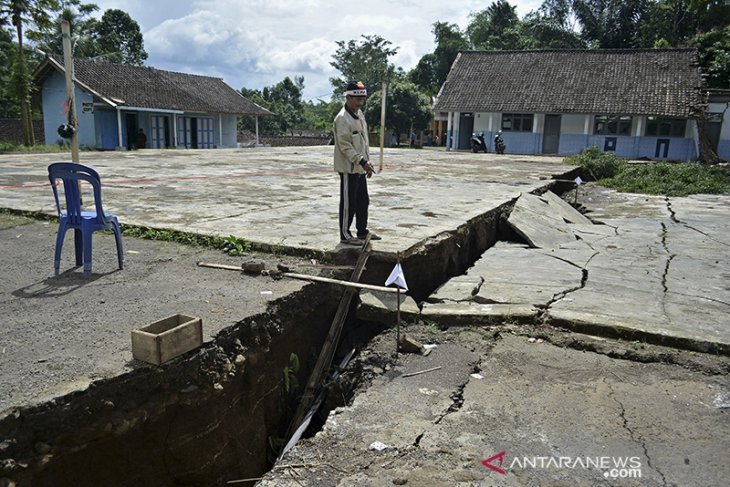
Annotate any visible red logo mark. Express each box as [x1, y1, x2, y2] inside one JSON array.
[[482, 451, 507, 475]]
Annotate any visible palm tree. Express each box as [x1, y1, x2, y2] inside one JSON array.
[[0, 0, 58, 146]]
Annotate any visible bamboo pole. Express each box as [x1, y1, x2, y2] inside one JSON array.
[[283, 272, 399, 293], [378, 81, 387, 173], [61, 21, 79, 163]]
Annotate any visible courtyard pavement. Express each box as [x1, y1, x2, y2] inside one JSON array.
[[0, 146, 728, 413]]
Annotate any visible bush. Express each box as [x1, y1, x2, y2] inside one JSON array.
[[602, 162, 730, 197], [564, 146, 626, 180], [0, 142, 69, 153]]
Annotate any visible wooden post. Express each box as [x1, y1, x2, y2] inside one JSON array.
[[395, 251, 401, 353], [61, 21, 79, 163], [379, 81, 386, 173], [285, 235, 372, 445]]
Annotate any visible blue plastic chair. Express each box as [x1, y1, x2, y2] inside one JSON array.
[[48, 162, 124, 278]]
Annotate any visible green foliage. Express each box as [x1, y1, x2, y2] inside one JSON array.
[[120, 225, 253, 256], [566, 147, 730, 196], [564, 146, 627, 180], [282, 352, 300, 394], [692, 25, 730, 89], [363, 80, 433, 133], [602, 162, 730, 196], [221, 235, 251, 256], [0, 141, 68, 152], [329, 34, 399, 97], [467, 0, 522, 50], [239, 76, 306, 135], [92, 9, 147, 65]]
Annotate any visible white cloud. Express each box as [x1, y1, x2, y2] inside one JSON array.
[[90, 0, 546, 99]]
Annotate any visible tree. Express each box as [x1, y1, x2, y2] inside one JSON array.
[[27, 0, 98, 58], [93, 8, 146, 65], [639, 0, 730, 48], [239, 76, 307, 136], [329, 34, 398, 97], [268, 76, 305, 135], [0, 26, 19, 118], [432, 22, 469, 88], [571, 0, 650, 48], [363, 80, 432, 135], [0, 0, 59, 146], [467, 0, 523, 50], [520, 0, 585, 48], [692, 25, 730, 89], [302, 98, 340, 135]]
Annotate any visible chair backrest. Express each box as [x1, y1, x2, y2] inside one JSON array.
[[48, 162, 106, 225]]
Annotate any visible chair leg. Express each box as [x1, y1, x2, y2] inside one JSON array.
[[74, 228, 83, 266], [112, 219, 124, 270], [54, 221, 68, 276], [82, 225, 93, 279]]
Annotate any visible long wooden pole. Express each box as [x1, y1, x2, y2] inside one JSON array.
[[378, 81, 386, 173], [61, 21, 79, 163]]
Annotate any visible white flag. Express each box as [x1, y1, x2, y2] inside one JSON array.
[[385, 263, 408, 290], [574, 176, 583, 185]]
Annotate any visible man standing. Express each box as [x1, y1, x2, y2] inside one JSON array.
[[333, 81, 380, 245]]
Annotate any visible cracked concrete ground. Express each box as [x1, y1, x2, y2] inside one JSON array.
[[257, 327, 729, 487], [421, 186, 730, 353]]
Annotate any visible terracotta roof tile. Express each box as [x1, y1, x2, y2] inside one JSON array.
[[45, 55, 272, 116], [433, 49, 703, 118]]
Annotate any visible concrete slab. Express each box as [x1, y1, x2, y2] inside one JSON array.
[[0, 148, 570, 257], [259, 329, 730, 486], [421, 187, 730, 354], [507, 192, 575, 249]]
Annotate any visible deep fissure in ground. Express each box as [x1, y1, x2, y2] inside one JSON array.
[[1, 184, 578, 486]]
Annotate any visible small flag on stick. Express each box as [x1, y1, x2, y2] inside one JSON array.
[[385, 263, 408, 290], [386, 256, 407, 354], [574, 176, 583, 205]]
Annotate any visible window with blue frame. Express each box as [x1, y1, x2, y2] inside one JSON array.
[[501, 113, 533, 132], [594, 115, 632, 135], [645, 117, 686, 137]]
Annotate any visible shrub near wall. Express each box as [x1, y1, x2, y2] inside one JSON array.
[[0, 119, 45, 145]]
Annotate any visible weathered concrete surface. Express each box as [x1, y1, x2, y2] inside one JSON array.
[[0, 147, 569, 256], [0, 213, 307, 412], [421, 188, 730, 354], [258, 327, 730, 486]]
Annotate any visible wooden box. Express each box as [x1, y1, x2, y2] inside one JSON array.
[[131, 314, 203, 365]]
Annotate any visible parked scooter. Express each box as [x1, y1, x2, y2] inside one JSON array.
[[494, 131, 506, 154], [471, 132, 487, 153]]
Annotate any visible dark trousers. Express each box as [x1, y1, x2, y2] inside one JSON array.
[[339, 172, 369, 240]]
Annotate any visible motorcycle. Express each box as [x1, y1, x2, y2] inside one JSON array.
[[494, 134, 506, 154], [471, 132, 487, 153]]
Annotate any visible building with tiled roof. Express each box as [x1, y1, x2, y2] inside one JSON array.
[[432, 49, 713, 160], [34, 55, 272, 150]]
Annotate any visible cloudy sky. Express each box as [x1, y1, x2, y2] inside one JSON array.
[[87, 0, 543, 101]]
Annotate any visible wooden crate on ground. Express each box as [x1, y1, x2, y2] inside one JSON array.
[[131, 314, 203, 365]]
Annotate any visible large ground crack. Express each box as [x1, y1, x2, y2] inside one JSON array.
[[604, 379, 669, 486], [433, 362, 480, 424], [539, 254, 593, 323]]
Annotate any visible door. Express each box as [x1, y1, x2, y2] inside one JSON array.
[[125, 113, 138, 150], [151, 116, 167, 148], [458, 113, 474, 150], [542, 114, 561, 154], [178, 117, 192, 148], [197, 117, 214, 148]]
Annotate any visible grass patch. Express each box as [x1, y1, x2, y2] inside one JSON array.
[[565, 147, 730, 196], [0, 141, 70, 153], [564, 146, 626, 180], [120, 225, 252, 255], [602, 162, 730, 197]]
